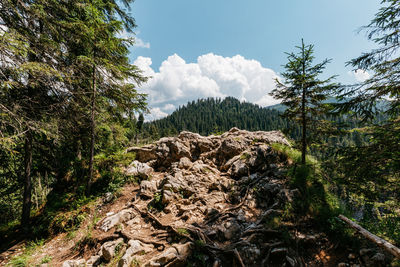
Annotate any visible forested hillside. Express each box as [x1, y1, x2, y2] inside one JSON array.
[[142, 97, 370, 152], [1, 0, 400, 266], [143, 97, 286, 137]]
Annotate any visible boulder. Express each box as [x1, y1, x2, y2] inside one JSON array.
[[140, 180, 159, 198], [86, 255, 101, 267], [62, 259, 86, 267], [119, 240, 153, 267], [101, 238, 124, 262], [125, 160, 153, 179], [99, 208, 135, 232]]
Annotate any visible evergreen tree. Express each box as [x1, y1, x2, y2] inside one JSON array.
[[338, 0, 400, 119], [0, 0, 70, 227], [334, 0, 400, 202], [135, 113, 144, 144], [0, 0, 147, 225], [270, 40, 338, 164]]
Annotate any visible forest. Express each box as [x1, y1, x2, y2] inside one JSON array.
[[0, 0, 400, 266]]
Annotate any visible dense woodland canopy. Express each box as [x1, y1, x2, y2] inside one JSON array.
[[0, 0, 399, 264], [142, 97, 372, 152]]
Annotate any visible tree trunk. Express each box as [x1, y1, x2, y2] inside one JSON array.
[[339, 215, 400, 259], [301, 39, 307, 165], [21, 131, 33, 228], [87, 62, 96, 195]]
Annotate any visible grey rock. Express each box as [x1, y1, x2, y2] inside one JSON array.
[[140, 180, 159, 198], [125, 160, 153, 179], [119, 240, 153, 267], [101, 238, 124, 262], [62, 259, 86, 267], [86, 255, 101, 267], [99, 209, 135, 232]]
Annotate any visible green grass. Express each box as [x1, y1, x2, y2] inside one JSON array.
[[270, 143, 349, 233], [8, 239, 45, 267], [40, 255, 52, 264]]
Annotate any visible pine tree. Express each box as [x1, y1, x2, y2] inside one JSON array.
[[338, 0, 400, 118], [270, 39, 338, 164], [334, 0, 400, 202], [0, 0, 71, 227]]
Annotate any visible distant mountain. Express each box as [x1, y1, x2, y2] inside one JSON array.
[[142, 97, 289, 138]]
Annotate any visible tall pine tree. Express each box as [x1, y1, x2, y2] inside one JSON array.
[[270, 39, 338, 164]]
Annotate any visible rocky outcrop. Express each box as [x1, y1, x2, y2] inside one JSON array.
[[61, 128, 388, 267]]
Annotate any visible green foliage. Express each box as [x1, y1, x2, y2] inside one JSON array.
[[148, 192, 165, 212], [143, 97, 286, 139], [40, 255, 52, 264], [8, 239, 45, 267], [270, 39, 339, 164], [176, 228, 190, 236], [271, 144, 344, 228], [49, 210, 87, 235]]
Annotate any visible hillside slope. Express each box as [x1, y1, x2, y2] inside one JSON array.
[[143, 97, 287, 138], [1, 129, 392, 267]]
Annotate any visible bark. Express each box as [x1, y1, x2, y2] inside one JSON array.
[[338, 215, 400, 259], [301, 39, 307, 165], [21, 131, 33, 228], [87, 61, 96, 195]]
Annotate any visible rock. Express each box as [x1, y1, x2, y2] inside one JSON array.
[[223, 220, 241, 240], [103, 192, 114, 203], [229, 159, 249, 179], [337, 263, 347, 267], [147, 247, 178, 265], [99, 209, 135, 232], [162, 189, 175, 205], [119, 240, 153, 267], [178, 157, 193, 169], [101, 238, 124, 262], [86, 255, 101, 267], [126, 145, 157, 163], [62, 259, 86, 267], [173, 242, 192, 259], [371, 253, 385, 265], [125, 160, 153, 179], [286, 256, 297, 267], [348, 253, 357, 260], [140, 180, 159, 198]]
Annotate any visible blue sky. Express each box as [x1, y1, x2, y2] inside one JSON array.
[[126, 0, 381, 119]]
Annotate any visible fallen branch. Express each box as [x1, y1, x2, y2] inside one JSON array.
[[233, 248, 245, 267], [338, 214, 400, 259]]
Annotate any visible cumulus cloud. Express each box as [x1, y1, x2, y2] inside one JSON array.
[[349, 69, 370, 82], [146, 107, 169, 121], [118, 30, 150, 49], [134, 37, 150, 49], [134, 53, 281, 121]]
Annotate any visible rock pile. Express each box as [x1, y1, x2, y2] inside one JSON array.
[[61, 128, 385, 267]]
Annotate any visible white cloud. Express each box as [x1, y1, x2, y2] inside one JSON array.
[[118, 30, 150, 49], [145, 107, 168, 121], [349, 69, 370, 82], [134, 37, 150, 49], [134, 53, 281, 120]]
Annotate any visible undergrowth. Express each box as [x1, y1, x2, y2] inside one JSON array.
[[8, 239, 45, 267], [1, 150, 137, 250], [270, 143, 356, 244]]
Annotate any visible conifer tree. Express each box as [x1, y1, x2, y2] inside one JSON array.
[[334, 0, 400, 202], [270, 40, 338, 164]]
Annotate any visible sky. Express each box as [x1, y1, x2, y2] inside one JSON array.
[[125, 0, 381, 120]]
